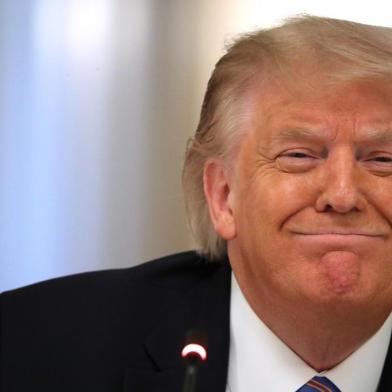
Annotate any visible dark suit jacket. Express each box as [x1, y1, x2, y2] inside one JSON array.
[[0, 250, 391, 391]]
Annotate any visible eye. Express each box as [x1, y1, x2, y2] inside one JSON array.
[[275, 150, 319, 173], [362, 153, 392, 176], [365, 153, 392, 165], [371, 156, 392, 163], [283, 151, 311, 159]]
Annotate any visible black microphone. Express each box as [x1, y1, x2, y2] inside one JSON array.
[[181, 329, 207, 392]]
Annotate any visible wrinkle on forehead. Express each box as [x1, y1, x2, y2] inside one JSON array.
[[248, 79, 392, 146], [268, 124, 392, 145]]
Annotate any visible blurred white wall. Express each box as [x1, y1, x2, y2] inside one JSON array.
[[1, 0, 391, 291]]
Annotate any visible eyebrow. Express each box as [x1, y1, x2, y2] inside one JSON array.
[[272, 127, 325, 143], [358, 127, 392, 145], [272, 127, 392, 145]]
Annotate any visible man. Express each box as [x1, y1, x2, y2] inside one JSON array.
[[2, 15, 392, 391]]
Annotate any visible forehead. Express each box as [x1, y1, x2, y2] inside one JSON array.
[[248, 80, 392, 142]]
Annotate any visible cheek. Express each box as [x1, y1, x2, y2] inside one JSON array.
[[367, 179, 392, 224], [241, 174, 316, 227]]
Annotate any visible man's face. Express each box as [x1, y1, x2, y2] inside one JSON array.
[[226, 81, 392, 312]]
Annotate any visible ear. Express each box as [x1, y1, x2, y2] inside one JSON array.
[[203, 159, 236, 240]]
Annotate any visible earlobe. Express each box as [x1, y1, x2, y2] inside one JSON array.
[[203, 159, 236, 240]]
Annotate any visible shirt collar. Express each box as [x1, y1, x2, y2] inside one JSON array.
[[227, 273, 392, 392]]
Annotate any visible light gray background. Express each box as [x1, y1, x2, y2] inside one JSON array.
[[1, 0, 390, 291]]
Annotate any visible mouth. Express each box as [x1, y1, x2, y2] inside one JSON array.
[[292, 231, 385, 237], [291, 232, 386, 248]]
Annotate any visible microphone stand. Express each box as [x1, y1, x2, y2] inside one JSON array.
[[183, 358, 200, 392]]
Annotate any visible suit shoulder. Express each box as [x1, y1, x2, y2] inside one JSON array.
[[0, 252, 230, 390], [1, 250, 224, 307]]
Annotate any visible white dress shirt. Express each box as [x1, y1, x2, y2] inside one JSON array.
[[227, 273, 392, 392]]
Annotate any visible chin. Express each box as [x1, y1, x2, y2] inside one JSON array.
[[303, 281, 382, 310]]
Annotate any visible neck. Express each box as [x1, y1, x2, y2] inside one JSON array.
[[238, 281, 390, 371]]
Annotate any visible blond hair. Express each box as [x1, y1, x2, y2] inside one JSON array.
[[182, 15, 392, 260]]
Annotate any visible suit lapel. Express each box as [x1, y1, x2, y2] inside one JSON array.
[[123, 260, 232, 392]]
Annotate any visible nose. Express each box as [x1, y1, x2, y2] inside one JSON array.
[[315, 150, 364, 213]]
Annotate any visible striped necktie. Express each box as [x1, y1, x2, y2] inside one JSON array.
[[296, 376, 341, 392]]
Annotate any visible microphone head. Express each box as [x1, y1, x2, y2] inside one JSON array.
[[181, 329, 208, 364]]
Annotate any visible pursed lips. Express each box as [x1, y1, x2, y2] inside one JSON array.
[[292, 229, 386, 253], [290, 230, 387, 246], [293, 230, 384, 236]]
